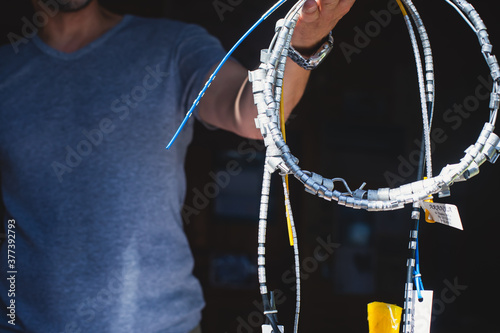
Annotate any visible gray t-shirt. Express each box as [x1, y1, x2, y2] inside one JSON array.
[[0, 15, 226, 333]]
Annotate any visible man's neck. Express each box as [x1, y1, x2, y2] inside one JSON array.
[[37, 1, 123, 53]]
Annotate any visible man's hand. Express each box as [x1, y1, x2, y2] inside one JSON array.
[[292, 0, 356, 53]]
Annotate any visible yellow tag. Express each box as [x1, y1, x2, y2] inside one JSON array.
[[367, 302, 403, 333], [424, 197, 436, 223], [423, 177, 435, 223]]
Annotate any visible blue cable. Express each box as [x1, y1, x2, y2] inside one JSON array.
[[414, 234, 425, 301], [166, 0, 289, 149]]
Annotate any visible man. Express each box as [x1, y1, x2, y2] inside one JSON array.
[[0, 0, 354, 332]]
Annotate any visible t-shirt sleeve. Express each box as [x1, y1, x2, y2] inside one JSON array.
[[175, 24, 228, 123]]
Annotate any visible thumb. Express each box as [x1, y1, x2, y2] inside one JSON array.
[[300, 0, 320, 23]]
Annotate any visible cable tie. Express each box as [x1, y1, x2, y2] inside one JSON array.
[[264, 310, 278, 314]]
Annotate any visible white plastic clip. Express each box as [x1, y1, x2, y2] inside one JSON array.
[[262, 324, 284, 333]]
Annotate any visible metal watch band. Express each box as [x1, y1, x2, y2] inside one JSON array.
[[287, 31, 334, 70]]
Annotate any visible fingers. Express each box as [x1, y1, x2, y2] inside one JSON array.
[[335, 0, 356, 17], [300, 0, 320, 23], [293, 0, 355, 49], [299, 0, 354, 27], [319, 0, 341, 11]]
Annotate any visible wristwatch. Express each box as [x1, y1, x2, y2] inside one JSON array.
[[288, 31, 334, 70]]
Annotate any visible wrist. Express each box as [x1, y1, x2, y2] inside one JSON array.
[[291, 35, 329, 58], [288, 31, 334, 70]]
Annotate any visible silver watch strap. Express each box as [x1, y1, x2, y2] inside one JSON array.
[[288, 31, 334, 70]]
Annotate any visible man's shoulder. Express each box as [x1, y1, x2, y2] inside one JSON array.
[[0, 40, 35, 77], [0, 40, 25, 59]]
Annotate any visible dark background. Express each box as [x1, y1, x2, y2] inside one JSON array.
[[2, 0, 500, 332]]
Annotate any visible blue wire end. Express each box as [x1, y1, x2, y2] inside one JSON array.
[[166, 112, 192, 149]]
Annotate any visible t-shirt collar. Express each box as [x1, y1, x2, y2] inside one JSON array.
[[32, 14, 132, 60]]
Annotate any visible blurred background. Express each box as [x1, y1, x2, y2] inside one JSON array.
[[2, 0, 500, 332]]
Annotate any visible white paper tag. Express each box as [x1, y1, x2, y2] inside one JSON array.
[[420, 202, 463, 230], [411, 290, 433, 333], [262, 324, 284, 333]]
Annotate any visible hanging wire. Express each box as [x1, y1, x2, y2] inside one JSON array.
[[395, 0, 435, 330], [257, 164, 282, 333], [279, 71, 301, 332], [256, 2, 305, 331], [281, 175, 301, 333], [402, 0, 436, 129], [444, 0, 478, 32], [398, 0, 433, 179], [279, 81, 294, 247]]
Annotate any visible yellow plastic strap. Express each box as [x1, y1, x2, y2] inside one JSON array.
[[395, 0, 408, 16], [423, 177, 436, 223], [280, 87, 294, 246], [367, 302, 403, 333], [424, 199, 436, 223]]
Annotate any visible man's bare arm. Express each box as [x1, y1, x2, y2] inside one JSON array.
[[198, 0, 356, 139]]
